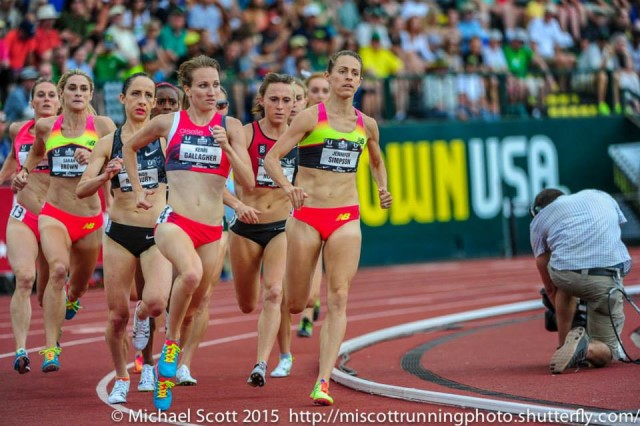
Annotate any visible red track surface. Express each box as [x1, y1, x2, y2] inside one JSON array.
[[1, 251, 639, 426]]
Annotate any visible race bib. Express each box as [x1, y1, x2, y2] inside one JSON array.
[[10, 203, 27, 221], [117, 169, 160, 192], [178, 135, 222, 168], [157, 205, 173, 224]]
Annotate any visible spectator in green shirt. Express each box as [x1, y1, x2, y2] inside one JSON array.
[[158, 7, 187, 65], [93, 35, 128, 89]]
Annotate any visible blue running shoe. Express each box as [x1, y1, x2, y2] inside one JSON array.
[[14, 348, 30, 374], [40, 346, 61, 372], [65, 283, 80, 320], [154, 374, 175, 411], [158, 340, 180, 378]]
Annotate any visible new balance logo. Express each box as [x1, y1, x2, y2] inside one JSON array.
[[82, 222, 96, 230], [336, 213, 351, 221]]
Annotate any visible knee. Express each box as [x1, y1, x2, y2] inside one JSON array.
[[180, 269, 203, 293], [327, 286, 349, 312], [107, 309, 130, 333], [49, 261, 68, 286], [14, 270, 36, 293], [238, 301, 255, 314], [145, 298, 168, 318], [288, 299, 306, 315], [262, 283, 283, 306]]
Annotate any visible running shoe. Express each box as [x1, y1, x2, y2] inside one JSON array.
[[270, 355, 293, 378], [132, 352, 143, 374], [64, 283, 81, 320], [310, 379, 333, 405], [40, 346, 61, 373], [138, 364, 155, 392], [297, 317, 313, 338], [631, 326, 640, 349], [108, 379, 130, 404], [154, 374, 175, 411], [176, 364, 198, 386], [549, 326, 589, 374], [157, 340, 180, 378], [313, 299, 321, 322], [132, 301, 150, 351], [247, 361, 267, 387], [14, 348, 30, 374]]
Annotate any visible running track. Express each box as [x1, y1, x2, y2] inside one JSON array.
[[1, 250, 639, 426]]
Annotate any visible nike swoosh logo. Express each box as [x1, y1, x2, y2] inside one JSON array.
[[144, 149, 158, 157], [145, 235, 154, 240]]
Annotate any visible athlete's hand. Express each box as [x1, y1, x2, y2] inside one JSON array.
[[235, 203, 262, 224], [378, 186, 392, 209], [285, 185, 308, 210], [103, 157, 123, 181], [12, 169, 29, 192], [134, 189, 155, 210], [74, 148, 91, 165], [211, 125, 231, 153]]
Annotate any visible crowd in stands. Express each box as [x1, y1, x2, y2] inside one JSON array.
[[1, 0, 640, 164]]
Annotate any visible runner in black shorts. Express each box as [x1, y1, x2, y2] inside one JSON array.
[[76, 73, 171, 404]]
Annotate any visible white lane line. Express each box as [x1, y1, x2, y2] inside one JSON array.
[[332, 285, 640, 426]]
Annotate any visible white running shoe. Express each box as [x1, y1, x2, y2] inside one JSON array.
[[176, 364, 197, 386], [138, 364, 155, 392], [132, 301, 150, 351], [270, 356, 293, 378], [108, 379, 130, 404]]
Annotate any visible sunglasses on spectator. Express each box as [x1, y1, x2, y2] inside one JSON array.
[[216, 100, 229, 109]]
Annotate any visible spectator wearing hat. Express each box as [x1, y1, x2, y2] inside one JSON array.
[[34, 4, 61, 64], [483, 30, 509, 115], [306, 27, 331, 72], [3, 65, 38, 122], [159, 7, 187, 64], [282, 35, 309, 76], [93, 34, 128, 89], [293, 2, 338, 52], [359, 31, 406, 120], [4, 19, 36, 76], [356, 6, 391, 49], [105, 5, 140, 66]]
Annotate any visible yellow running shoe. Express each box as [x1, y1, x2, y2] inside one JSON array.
[[40, 346, 62, 372], [309, 380, 334, 405]]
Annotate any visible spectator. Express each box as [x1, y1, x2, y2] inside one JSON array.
[[3, 65, 38, 122], [456, 52, 498, 121], [34, 4, 61, 64], [0, 111, 9, 165], [188, 0, 225, 49], [4, 19, 37, 76], [282, 35, 308, 76], [66, 43, 94, 80], [356, 6, 391, 49], [158, 7, 187, 65], [457, 3, 488, 54], [530, 188, 631, 373], [359, 32, 405, 120], [527, 3, 575, 88], [335, 0, 360, 35], [0, 19, 11, 102], [611, 33, 640, 113], [0, 0, 22, 30], [93, 34, 128, 89], [306, 28, 331, 72], [105, 5, 140, 66], [50, 44, 68, 83], [37, 60, 53, 81], [423, 58, 458, 119], [123, 0, 152, 43], [400, 15, 436, 72], [56, 0, 91, 48], [139, 18, 173, 80]]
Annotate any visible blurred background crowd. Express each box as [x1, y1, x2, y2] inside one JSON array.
[[1, 0, 640, 164]]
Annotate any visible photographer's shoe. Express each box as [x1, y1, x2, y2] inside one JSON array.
[[550, 327, 588, 374]]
